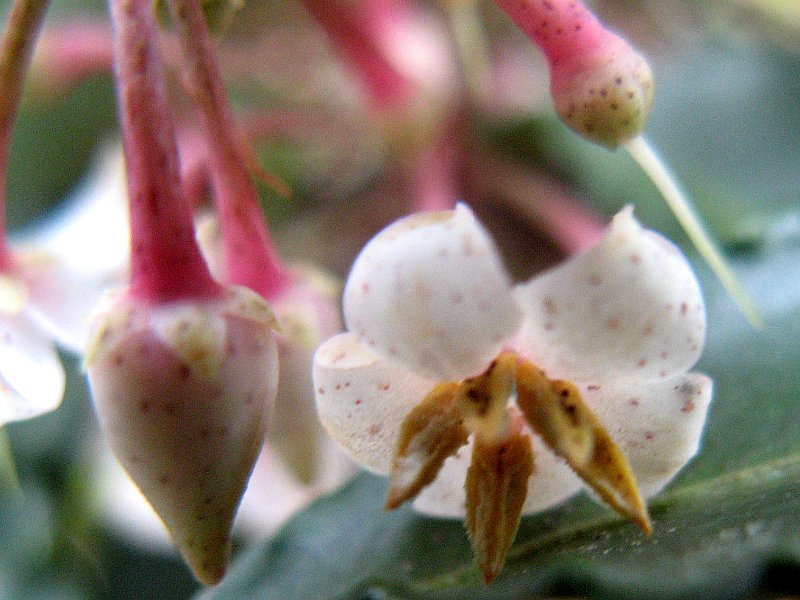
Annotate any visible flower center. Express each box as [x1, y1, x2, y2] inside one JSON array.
[[384, 351, 651, 583]]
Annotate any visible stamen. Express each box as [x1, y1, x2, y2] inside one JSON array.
[[456, 352, 517, 441], [516, 358, 651, 534], [385, 381, 467, 509], [465, 428, 534, 584]]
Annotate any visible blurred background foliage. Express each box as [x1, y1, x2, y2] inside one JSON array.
[[0, 0, 799, 598]]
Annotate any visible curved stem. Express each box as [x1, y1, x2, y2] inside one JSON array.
[[166, 0, 290, 300], [0, 0, 50, 268], [110, 0, 220, 304], [300, 0, 415, 113], [624, 136, 762, 327]]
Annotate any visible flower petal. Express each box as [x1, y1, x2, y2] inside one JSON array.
[[17, 253, 112, 354], [24, 143, 130, 279], [0, 313, 65, 425], [342, 203, 522, 381], [514, 208, 705, 381], [313, 332, 434, 474], [412, 433, 583, 518], [584, 373, 713, 497]]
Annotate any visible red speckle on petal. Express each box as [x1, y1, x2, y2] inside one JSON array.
[[543, 296, 558, 316], [589, 274, 602, 286], [378, 383, 390, 391], [681, 398, 696, 413], [629, 398, 640, 407], [361, 282, 370, 295], [368, 424, 381, 435], [680, 302, 689, 316], [354, 399, 362, 405], [644, 432, 655, 441], [637, 358, 648, 368], [317, 387, 325, 395], [606, 315, 622, 330]]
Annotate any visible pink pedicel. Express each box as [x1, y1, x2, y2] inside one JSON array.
[[493, 0, 653, 147], [301, 0, 415, 112], [166, 0, 291, 301], [86, 0, 279, 584], [111, 0, 220, 304]]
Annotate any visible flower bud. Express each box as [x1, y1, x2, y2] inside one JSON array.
[[551, 35, 653, 148], [85, 284, 278, 584]]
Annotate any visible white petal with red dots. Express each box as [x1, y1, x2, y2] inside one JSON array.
[[342, 204, 522, 381], [0, 313, 65, 426], [17, 253, 112, 354], [313, 332, 435, 474], [513, 208, 705, 381], [583, 372, 713, 497]]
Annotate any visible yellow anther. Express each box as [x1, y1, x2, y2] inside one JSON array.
[[385, 382, 468, 510], [515, 357, 651, 534]]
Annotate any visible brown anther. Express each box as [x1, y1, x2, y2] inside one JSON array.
[[385, 382, 468, 509], [516, 359, 651, 534], [456, 353, 517, 441], [465, 430, 534, 584]]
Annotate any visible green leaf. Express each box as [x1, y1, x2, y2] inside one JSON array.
[[199, 236, 800, 599]]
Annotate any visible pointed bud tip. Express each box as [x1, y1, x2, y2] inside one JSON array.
[[181, 535, 231, 585]]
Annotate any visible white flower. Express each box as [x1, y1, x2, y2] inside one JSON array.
[[313, 203, 712, 581], [0, 146, 127, 427]]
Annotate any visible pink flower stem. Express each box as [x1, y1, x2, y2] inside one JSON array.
[[469, 150, 605, 254], [300, 0, 415, 113], [491, 0, 607, 67], [32, 21, 113, 93], [166, 0, 291, 300], [109, 0, 220, 304], [0, 0, 50, 269], [408, 118, 462, 213]]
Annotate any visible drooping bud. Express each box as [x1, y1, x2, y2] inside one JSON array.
[[493, 0, 653, 147], [85, 285, 278, 584]]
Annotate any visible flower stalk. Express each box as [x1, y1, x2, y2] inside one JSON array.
[[301, 0, 415, 113], [166, 0, 290, 300], [110, 0, 220, 304]]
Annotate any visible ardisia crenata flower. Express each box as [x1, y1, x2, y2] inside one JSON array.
[[313, 203, 712, 583], [84, 0, 278, 584]]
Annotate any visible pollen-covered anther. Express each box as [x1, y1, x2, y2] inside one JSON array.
[[385, 382, 468, 509], [515, 357, 651, 534], [385, 353, 519, 509], [465, 422, 534, 584], [455, 352, 517, 441]]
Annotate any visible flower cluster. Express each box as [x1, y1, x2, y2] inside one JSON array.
[[0, 0, 725, 589]]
